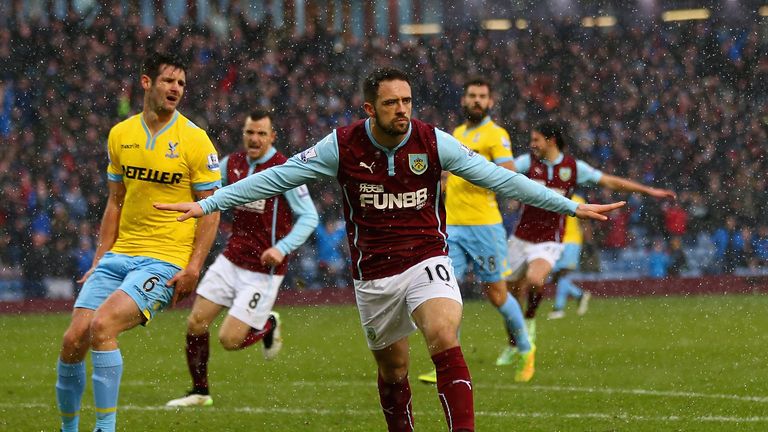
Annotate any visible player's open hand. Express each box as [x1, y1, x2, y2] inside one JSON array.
[[575, 201, 626, 221], [166, 267, 201, 306], [153, 202, 204, 221], [648, 188, 677, 200]]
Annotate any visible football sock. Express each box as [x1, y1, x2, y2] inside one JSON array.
[[498, 294, 531, 352], [186, 333, 210, 394], [555, 274, 582, 310], [239, 317, 275, 349], [432, 346, 474, 431], [377, 372, 414, 431], [565, 275, 583, 300], [553, 280, 568, 311], [92, 349, 123, 432], [56, 359, 86, 432], [525, 290, 543, 319]]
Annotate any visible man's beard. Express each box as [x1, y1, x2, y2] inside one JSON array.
[[375, 113, 410, 136], [463, 105, 487, 123]]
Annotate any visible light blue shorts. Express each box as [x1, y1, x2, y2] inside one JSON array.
[[447, 224, 510, 283], [553, 243, 581, 272], [74, 252, 181, 322]]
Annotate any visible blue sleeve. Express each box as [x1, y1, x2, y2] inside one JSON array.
[[220, 155, 230, 186], [275, 184, 319, 255], [513, 154, 531, 174], [199, 132, 340, 214], [576, 159, 603, 185], [436, 129, 577, 215]]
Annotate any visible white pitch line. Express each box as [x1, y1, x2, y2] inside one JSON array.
[[10, 379, 765, 403], [288, 380, 768, 403], [4, 402, 768, 423]]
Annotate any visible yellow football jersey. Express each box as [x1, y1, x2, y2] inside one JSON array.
[[445, 117, 513, 225], [106, 111, 221, 267], [561, 194, 585, 245]]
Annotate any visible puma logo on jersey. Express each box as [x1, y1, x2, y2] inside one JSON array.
[[360, 187, 428, 210], [359, 161, 375, 173]]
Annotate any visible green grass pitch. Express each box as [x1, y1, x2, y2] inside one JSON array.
[[1, 294, 767, 431]]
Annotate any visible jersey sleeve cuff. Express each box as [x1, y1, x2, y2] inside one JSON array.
[[567, 200, 578, 216], [193, 180, 222, 191]]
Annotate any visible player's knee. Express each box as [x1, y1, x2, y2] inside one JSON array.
[[525, 274, 547, 288], [378, 359, 409, 382], [484, 283, 507, 307], [379, 365, 409, 383], [218, 332, 242, 351], [88, 314, 118, 344], [426, 326, 459, 351], [61, 326, 89, 353], [186, 314, 210, 334]]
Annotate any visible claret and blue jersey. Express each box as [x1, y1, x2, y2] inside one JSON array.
[[199, 118, 578, 281]]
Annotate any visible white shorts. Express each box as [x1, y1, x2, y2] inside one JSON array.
[[506, 236, 564, 281], [196, 254, 284, 329], [354, 255, 463, 351]]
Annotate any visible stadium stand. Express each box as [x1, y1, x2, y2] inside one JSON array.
[[1, 3, 767, 300]]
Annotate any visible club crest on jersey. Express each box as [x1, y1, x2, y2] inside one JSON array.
[[558, 167, 572, 182], [365, 326, 377, 341], [408, 153, 428, 175], [165, 142, 180, 159]]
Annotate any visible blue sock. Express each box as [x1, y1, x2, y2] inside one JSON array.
[[56, 359, 86, 432], [92, 349, 123, 432], [560, 275, 583, 302], [498, 295, 531, 352], [554, 279, 569, 311]]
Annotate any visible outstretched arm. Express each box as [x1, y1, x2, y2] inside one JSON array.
[[165, 189, 220, 306], [153, 201, 205, 222], [598, 174, 676, 200], [574, 201, 626, 221], [155, 132, 340, 220], [437, 129, 624, 218]]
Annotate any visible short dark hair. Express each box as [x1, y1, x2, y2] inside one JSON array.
[[363, 68, 411, 103], [534, 121, 569, 151], [141, 52, 187, 81], [463, 77, 492, 95], [248, 107, 274, 124]]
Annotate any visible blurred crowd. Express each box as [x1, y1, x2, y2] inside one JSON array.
[[1, 5, 767, 299]]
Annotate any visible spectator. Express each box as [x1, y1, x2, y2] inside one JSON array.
[[648, 239, 671, 279], [667, 236, 688, 277], [0, 228, 22, 300], [751, 225, 768, 268], [599, 198, 631, 267], [711, 216, 746, 274], [2, 6, 768, 289], [21, 231, 50, 298], [314, 217, 348, 289], [44, 236, 77, 299], [663, 201, 688, 240]]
